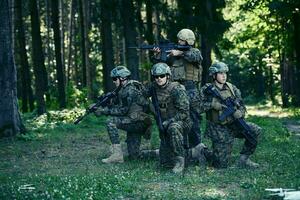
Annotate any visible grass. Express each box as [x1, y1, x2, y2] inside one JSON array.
[[0, 107, 300, 199]]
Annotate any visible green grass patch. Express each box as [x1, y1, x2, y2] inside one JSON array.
[[0, 106, 300, 199]]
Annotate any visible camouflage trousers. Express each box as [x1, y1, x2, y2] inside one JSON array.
[[160, 122, 185, 168], [206, 121, 262, 168], [181, 80, 202, 147], [106, 116, 150, 159]]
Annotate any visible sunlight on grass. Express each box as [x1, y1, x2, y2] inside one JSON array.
[[201, 187, 227, 198], [247, 105, 295, 118]]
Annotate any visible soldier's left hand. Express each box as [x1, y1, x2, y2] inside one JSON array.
[[95, 107, 110, 116], [162, 120, 170, 129], [233, 110, 243, 119], [166, 49, 183, 57]]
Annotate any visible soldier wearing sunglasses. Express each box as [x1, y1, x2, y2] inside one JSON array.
[[143, 63, 206, 173], [94, 66, 152, 163]]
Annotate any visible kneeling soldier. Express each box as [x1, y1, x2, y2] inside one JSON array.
[[144, 62, 192, 174], [95, 66, 152, 163], [200, 61, 261, 168]]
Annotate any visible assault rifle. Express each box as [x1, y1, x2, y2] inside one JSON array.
[[204, 85, 257, 146], [130, 42, 191, 62], [74, 86, 121, 125], [150, 86, 168, 144]]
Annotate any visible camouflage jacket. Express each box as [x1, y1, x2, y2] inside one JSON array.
[[106, 80, 150, 121], [144, 81, 191, 124], [200, 82, 246, 124]]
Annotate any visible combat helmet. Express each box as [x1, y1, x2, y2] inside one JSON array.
[[177, 29, 196, 45], [110, 66, 131, 78], [209, 62, 229, 76], [151, 62, 172, 76]]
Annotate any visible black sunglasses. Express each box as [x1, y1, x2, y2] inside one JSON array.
[[112, 77, 119, 81], [154, 74, 166, 79]]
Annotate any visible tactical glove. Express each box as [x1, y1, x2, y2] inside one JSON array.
[[233, 110, 243, 119], [211, 98, 223, 111], [162, 120, 171, 130], [95, 107, 110, 116]]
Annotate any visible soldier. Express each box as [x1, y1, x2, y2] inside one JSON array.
[[200, 61, 261, 168], [95, 66, 152, 163], [153, 28, 203, 149], [143, 62, 191, 173]]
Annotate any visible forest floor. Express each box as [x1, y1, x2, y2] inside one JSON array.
[[0, 106, 300, 199]]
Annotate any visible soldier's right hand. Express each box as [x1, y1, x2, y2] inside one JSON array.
[[88, 103, 97, 112], [152, 47, 161, 55], [211, 98, 225, 111]]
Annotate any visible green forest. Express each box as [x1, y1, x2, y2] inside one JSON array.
[[0, 0, 300, 199]]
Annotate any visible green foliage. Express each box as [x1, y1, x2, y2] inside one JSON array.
[[66, 82, 89, 108], [18, 108, 88, 141]]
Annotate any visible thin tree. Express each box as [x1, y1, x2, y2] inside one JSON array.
[[120, 0, 139, 80], [29, 0, 48, 114], [101, 0, 115, 92], [15, 0, 34, 112], [0, 0, 25, 137], [51, 0, 66, 108], [66, 0, 76, 86]]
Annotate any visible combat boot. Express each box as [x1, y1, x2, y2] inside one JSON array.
[[102, 144, 124, 164], [172, 156, 185, 174], [140, 149, 159, 159], [236, 154, 259, 169], [191, 143, 207, 166]]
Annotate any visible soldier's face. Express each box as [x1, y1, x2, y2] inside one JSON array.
[[215, 72, 227, 84], [113, 78, 121, 87], [154, 74, 167, 86]]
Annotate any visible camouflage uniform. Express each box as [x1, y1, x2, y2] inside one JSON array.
[[104, 80, 152, 159], [145, 63, 192, 169], [153, 29, 203, 148], [200, 81, 261, 168], [96, 66, 151, 161], [168, 47, 203, 148]]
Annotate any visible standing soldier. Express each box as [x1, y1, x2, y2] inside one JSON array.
[[153, 28, 203, 149], [200, 61, 261, 168], [95, 66, 152, 163]]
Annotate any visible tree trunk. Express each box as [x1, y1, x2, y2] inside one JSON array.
[[153, 3, 161, 42], [78, 0, 87, 87], [120, 0, 139, 80], [0, 0, 25, 137], [15, 0, 34, 112], [268, 64, 275, 104], [292, 12, 300, 106], [45, 0, 53, 104], [82, 0, 92, 99], [59, 0, 65, 74], [280, 53, 292, 108], [136, 0, 145, 40], [66, 0, 75, 87], [51, 0, 66, 108], [29, 0, 48, 115], [145, 0, 154, 44], [101, 0, 115, 93], [201, 35, 212, 85]]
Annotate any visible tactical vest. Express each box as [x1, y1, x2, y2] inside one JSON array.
[[206, 82, 236, 124], [119, 80, 149, 120], [171, 49, 202, 82], [155, 82, 179, 121]]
